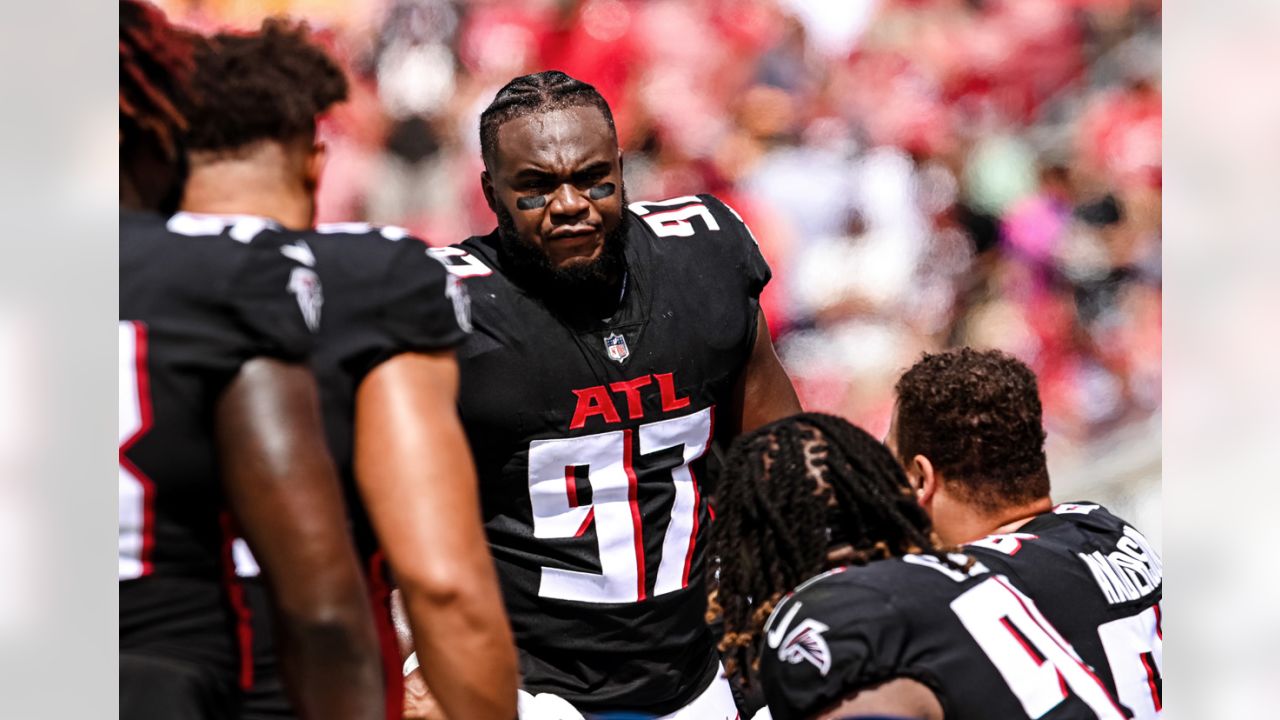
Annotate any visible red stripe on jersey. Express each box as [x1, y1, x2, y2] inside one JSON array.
[[565, 465, 579, 507], [994, 577, 1127, 717], [623, 429, 645, 601], [1153, 602, 1162, 640], [681, 406, 715, 588], [574, 507, 595, 538], [1140, 651, 1162, 711], [120, 321, 156, 576], [219, 514, 254, 691], [1000, 616, 1047, 666]]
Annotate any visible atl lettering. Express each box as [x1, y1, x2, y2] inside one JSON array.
[[569, 372, 691, 430]]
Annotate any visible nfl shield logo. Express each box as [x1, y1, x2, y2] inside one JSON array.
[[604, 332, 629, 363]]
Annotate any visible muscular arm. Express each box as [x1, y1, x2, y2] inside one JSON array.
[[216, 358, 384, 720], [814, 677, 944, 720], [728, 311, 802, 435], [355, 351, 519, 720]]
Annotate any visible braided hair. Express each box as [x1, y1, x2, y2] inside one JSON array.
[[479, 70, 615, 169], [708, 412, 944, 691], [120, 0, 196, 212]]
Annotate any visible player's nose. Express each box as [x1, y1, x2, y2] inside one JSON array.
[[548, 182, 590, 220]]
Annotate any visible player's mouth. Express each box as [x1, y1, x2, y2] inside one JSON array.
[[543, 225, 603, 266], [547, 224, 600, 242]]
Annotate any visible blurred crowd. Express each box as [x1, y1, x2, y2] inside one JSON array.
[[160, 0, 1161, 467]]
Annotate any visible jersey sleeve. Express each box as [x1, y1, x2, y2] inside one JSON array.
[[759, 576, 910, 720], [224, 236, 319, 362], [340, 236, 470, 382], [378, 239, 470, 353], [699, 194, 772, 299]]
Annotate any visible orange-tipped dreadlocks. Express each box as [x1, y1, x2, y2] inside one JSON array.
[[707, 412, 945, 692], [120, 0, 197, 212]]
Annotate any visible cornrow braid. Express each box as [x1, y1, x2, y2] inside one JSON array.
[[708, 412, 950, 692], [479, 70, 615, 169]]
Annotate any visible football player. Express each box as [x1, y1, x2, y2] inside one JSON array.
[[176, 21, 517, 720], [710, 412, 1127, 720], [888, 348, 1162, 719], [120, 3, 383, 718], [418, 70, 802, 718]]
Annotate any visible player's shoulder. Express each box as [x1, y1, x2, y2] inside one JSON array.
[[760, 556, 986, 720], [978, 501, 1155, 560], [303, 222, 432, 268], [123, 211, 303, 287], [768, 553, 988, 639], [625, 193, 753, 243], [429, 233, 499, 282], [969, 502, 1162, 608], [1044, 501, 1135, 533]]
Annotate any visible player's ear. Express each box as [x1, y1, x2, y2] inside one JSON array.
[[481, 170, 497, 213], [304, 140, 327, 193], [910, 455, 936, 508]]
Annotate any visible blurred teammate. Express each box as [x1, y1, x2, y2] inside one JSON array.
[[120, 2, 383, 718], [177, 20, 517, 720], [710, 413, 1126, 720], [888, 349, 1163, 719], [418, 70, 800, 718]]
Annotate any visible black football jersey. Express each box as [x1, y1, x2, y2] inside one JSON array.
[[299, 222, 469, 559], [759, 554, 1129, 720], [216, 220, 469, 720], [964, 503, 1163, 720], [119, 210, 316, 672], [438, 194, 769, 713]]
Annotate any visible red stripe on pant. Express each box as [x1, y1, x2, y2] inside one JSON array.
[[368, 550, 403, 720]]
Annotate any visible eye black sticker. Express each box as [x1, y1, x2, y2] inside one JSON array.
[[516, 195, 548, 210], [588, 182, 616, 200]]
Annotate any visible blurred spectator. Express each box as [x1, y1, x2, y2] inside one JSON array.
[[159, 0, 1161, 518]]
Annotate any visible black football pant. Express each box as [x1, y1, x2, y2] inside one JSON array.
[[120, 652, 238, 719]]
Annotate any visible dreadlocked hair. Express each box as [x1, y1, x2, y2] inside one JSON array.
[[120, 0, 196, 197], [708, 412, 945, 691], [184, 18, 348, 154], [479, 70, 615, 169]]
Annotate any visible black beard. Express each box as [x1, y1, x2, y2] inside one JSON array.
[[496, 189, 630, 321]]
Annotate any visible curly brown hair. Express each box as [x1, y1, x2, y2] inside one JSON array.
[[184, 18, 348, 154], [893, 348, 1050, 512]]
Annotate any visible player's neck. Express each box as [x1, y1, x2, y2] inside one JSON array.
[[936, 496, 1053, 546], [181, 148, 313, 230], [971, 497, 1055, 542]]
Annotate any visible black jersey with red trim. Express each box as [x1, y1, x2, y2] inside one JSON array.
[[964, 503, 1164, 720], [224, 221, 469, 720], [759, 554, 1128, 720], [440, 194, 769, 713], [119, 210, 316, 674]]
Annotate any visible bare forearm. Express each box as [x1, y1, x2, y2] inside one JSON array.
[[733, 311, 802, 433], [403, 584, 519, 719], [355, 352, 519, 720], [276, 606, 386, 720], [217, 359, 385, 719]]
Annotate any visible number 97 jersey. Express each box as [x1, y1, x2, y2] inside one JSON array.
[[442, 194, 770, 714]]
